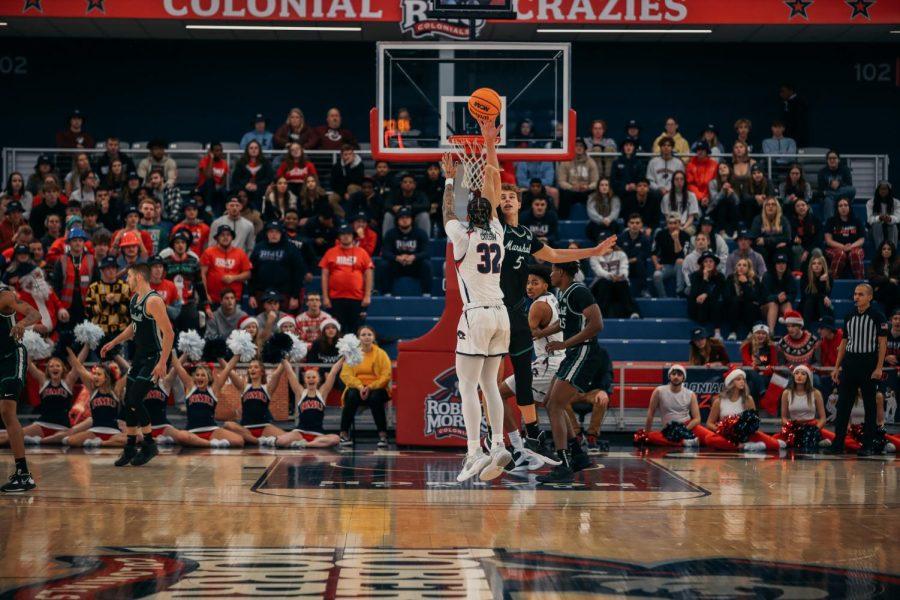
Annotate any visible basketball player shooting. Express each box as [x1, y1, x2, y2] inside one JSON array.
[[442, 116, 512, 483], [100, 263, 175, 468]]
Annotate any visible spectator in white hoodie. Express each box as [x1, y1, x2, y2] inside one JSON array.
[[589, 236, 639, 319], [867, 181, 900, 248], [646, 136, 684, 197]]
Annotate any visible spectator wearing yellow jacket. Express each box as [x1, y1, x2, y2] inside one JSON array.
[[651, 117, 691, 159], [339, 325, 392, 447]]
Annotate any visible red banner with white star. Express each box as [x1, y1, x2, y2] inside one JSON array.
[[9, 0, 900, 24]]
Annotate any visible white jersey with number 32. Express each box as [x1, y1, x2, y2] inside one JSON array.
[[446, 218, 505, 307]]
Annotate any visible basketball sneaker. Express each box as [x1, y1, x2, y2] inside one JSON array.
[[0, 472, 35, 493], [571, 452, 593, 472], [457, 451, 491, 483], [525, 432, 561, 466], [114, 445, 138, 467], [339, 435, 353, 447], [506, 448, 545, 472], [585, 434, 599, 454], [537, 451, 586, 483], [130, 441, 159, 466], [479, 445, 512, 481]]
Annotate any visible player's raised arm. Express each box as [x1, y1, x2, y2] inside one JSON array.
[[441, 153, 461, 226], [533, 235, 617, 263], [478, 118, 502, 212]]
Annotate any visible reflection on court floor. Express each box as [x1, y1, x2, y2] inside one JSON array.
[[4, 546, 898, 599], [255, 451, 705, 493]]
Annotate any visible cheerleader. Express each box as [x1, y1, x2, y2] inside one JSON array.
[[9, 349, 86, 445], [637, 364, 701, 447], [694, 369, 785, 452], [277, 357, 343, 448], [821, 391, 897, 453], [170, 353, 244, 448], [774, 364, 827, 450], [221, 358, 288, 446], [62, 348, 129, 447]]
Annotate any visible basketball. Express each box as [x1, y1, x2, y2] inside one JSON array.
[[468, 87, 502, 121]]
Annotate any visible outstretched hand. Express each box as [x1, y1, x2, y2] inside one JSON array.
[[593, 235, 618, 256], [441, 153, 457, 179], [478, 117, 501, 146]]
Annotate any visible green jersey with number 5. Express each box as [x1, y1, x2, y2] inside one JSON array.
[[500, 223, 545, 308]]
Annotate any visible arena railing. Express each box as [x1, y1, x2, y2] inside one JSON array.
[[2, 147, 890, 200]]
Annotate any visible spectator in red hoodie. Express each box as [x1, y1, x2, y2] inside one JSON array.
[[273, 108, 314, 149], [310, 108, 358, 150], [55, 109, 94, 149], [816, 315, 843, 368], [686, 141, 718, 209], [0, 201, 26, 252], [348, 212, 378, 257], [276, 142, 319, 196], [171, 199, 210, 256], [197, 141, 229, 214]]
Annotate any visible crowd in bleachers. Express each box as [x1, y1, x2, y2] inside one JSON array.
[[0, 105, 897, 378]]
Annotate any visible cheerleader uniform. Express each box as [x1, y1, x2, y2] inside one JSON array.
[[643, 386, 699, 447], [292, 390, 326, 442], [88, 390, 122, 440], [240, 385, 273, 437], [694, 396, 783, 451], [821, 400, 898, 452], [145, 380, 171, 439], [773, 391, 821, 448], [33, 380, 74, 437], [185, 386, 219, 439]]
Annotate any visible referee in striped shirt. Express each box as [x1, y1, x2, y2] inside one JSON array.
[[827, 284, 888, 456]]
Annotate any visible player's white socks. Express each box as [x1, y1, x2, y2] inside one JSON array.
[[456, 355, 486, 456], [508, 431, 524, 452], [479, 356, 506, 450]]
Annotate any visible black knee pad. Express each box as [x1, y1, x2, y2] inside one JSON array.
[[510, 352, 535, 407]]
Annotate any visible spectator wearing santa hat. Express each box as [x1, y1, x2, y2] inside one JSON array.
[[740, 323, 779, 399], [777, 310, 822, 389], [13, 262, 65, 341], [307, 318, 343, 381]]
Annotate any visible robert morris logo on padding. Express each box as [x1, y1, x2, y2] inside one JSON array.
[[423, 366, 466, 440], [5, 547, 898, 598], [400, 0, 486, 39]]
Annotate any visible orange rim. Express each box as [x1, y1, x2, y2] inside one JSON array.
[[448, 135, 485, 155]]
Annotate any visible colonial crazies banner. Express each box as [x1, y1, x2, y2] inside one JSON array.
[[10, 0, 899, 24]]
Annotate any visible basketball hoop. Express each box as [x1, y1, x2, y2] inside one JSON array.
[[448, 134, 487, 192]]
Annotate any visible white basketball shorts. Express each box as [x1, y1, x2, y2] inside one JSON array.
[[455, 305, 510, 358]]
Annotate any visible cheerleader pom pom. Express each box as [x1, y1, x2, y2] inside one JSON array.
[[177, 330, 205, 362], [633, 429, 649, 446], [22, 329, 54, 360], [286, 332, 308, 362], [73, 321, 105, 350], [262, 332, 293, 364], [227, 330, 258, 362], [734, 410, 760, 440], [202, 337, 231, 363], [716, 414, 742, 444], [662, 421, 695, 443], [337, 334, 363, 366]]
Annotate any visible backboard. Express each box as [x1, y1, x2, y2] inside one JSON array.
[[370, 42, 574, 163]]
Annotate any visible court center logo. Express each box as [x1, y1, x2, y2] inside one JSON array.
[[400, 0, 486, 39], [423, 366, 467, 440], [5, 547, 898, 598]]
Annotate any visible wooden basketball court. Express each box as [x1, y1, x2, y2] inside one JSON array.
[[0, 446, 897, 598]]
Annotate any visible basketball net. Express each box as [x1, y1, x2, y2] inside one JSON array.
[[448, 135, 487, 192]]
